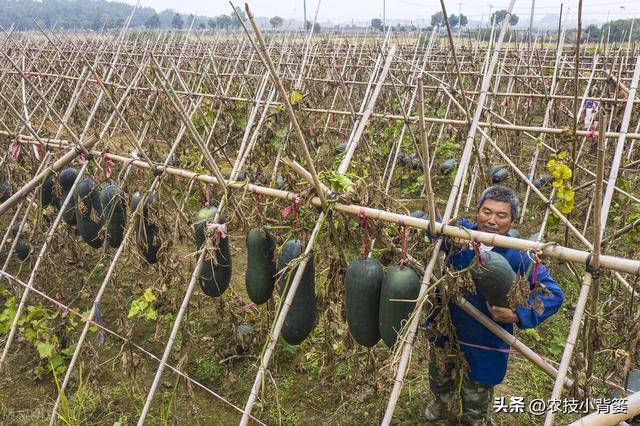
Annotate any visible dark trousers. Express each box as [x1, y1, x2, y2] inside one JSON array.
[[428, 353, 494, 425]]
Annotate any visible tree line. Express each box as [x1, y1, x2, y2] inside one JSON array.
[[0, 0, 255, 31]]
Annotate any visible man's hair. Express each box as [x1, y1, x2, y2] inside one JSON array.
[[477, 186, 520, 220]]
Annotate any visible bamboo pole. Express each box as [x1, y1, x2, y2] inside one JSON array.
[[19, 138, 640, 277], [583, 111, 606, 394], [567, 392, 640, 425], [417, 77, 437, 236]]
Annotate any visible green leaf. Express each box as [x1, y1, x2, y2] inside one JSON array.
[[145, 309, 158, 321], [143, 288, 156, 303], [289, 90, 303, 106], [36, 342, 54, 359], [330, 174, 354, 193], [523, 328, 542, 341]]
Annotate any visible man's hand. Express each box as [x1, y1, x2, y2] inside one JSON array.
[[487, 304, 519, 324], [449, 236, 471, 250]]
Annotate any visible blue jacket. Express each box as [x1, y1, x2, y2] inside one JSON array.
[[427, 219, 564, 385]]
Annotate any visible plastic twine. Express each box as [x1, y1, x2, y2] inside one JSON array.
[[103, 151, 114, 179], [282, 194, 300, 223], [205, 222, 227, 246], [9, 137, 21, 161]]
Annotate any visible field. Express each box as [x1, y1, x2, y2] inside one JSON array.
[[1, 8, 640, 426]]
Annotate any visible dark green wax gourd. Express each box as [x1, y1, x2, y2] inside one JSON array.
[[470, 250, 515, 308], [379, 266, 420, 347], [41, 173, 60, 209], [194, 206, 231, 298], [0, 178, 10, 203], [10, 222, 30, 261], [245, 227, 276, 304], [74, 178, 104, 249], [100, 184, 127, 248], [58, 168, 78, 225], [345, 258, 383, 347], [131, 192, 161, 263], [277, 240, 315, 345]]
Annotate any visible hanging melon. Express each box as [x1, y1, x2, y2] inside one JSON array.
[[41, 173, 60, 209], [74, 178, 104, 249], [277, 240, 316, 345], [58, 168, 79, 225], [0, 178, 10, 203], [379, 265, 420, 347], [131, 192, 161, 263], [245, 227, 276, 305], [194, 206, 232, 298], [10, 222, 31, 261], [345, 258, 384, 347], [100, 184, 127, 248]]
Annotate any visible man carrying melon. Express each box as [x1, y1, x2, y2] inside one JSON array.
[[424, 186, 564, 425]]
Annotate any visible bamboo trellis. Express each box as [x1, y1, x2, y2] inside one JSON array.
[[1, 5, 640, 425]]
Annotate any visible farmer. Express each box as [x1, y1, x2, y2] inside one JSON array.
[[424, 185, 564, 425]]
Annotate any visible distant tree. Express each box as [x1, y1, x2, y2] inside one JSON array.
[[459, 14, 468, 27], [431, 11, 444, 27], [92, 9, 106, 30], [270, 16, 284, 28], [208, 18, 216, 29], [187, 14, 195, 28], [216, 15, 233, 29], [492, 10, 519, 26], [371, 18, 383, 31], [449, 14, 459, 28], [231, 6, 246, 27], [304, 20, 320, 33], [171, 13, 183, 29], [144, 13, 160, 29], [198, 22, 206, 29], [584, 24, 601, 41], [601, 19, 637, 42]]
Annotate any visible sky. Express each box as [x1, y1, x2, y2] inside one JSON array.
[[124, 0, 640, 25]]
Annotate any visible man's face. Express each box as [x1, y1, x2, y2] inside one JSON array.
[[476, 199, 513, 235]]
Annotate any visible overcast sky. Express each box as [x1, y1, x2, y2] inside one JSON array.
[[125, 0, 639, 24]]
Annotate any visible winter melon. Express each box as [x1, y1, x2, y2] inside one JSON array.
[[245, 227, 276, 305], [74, 178, 104, 249], [379, 266, 420, 347], [58, 168, 79, 225], [194, 206, 231, 298], [470, 250, 515, 307], [131, 192, 161, 263], [345, 258, 383, 347], [278, 240, 315, 345], [100, 184, 126, 248]]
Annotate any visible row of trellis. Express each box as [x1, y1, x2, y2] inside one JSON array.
[[1, 1, 640, 424]]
